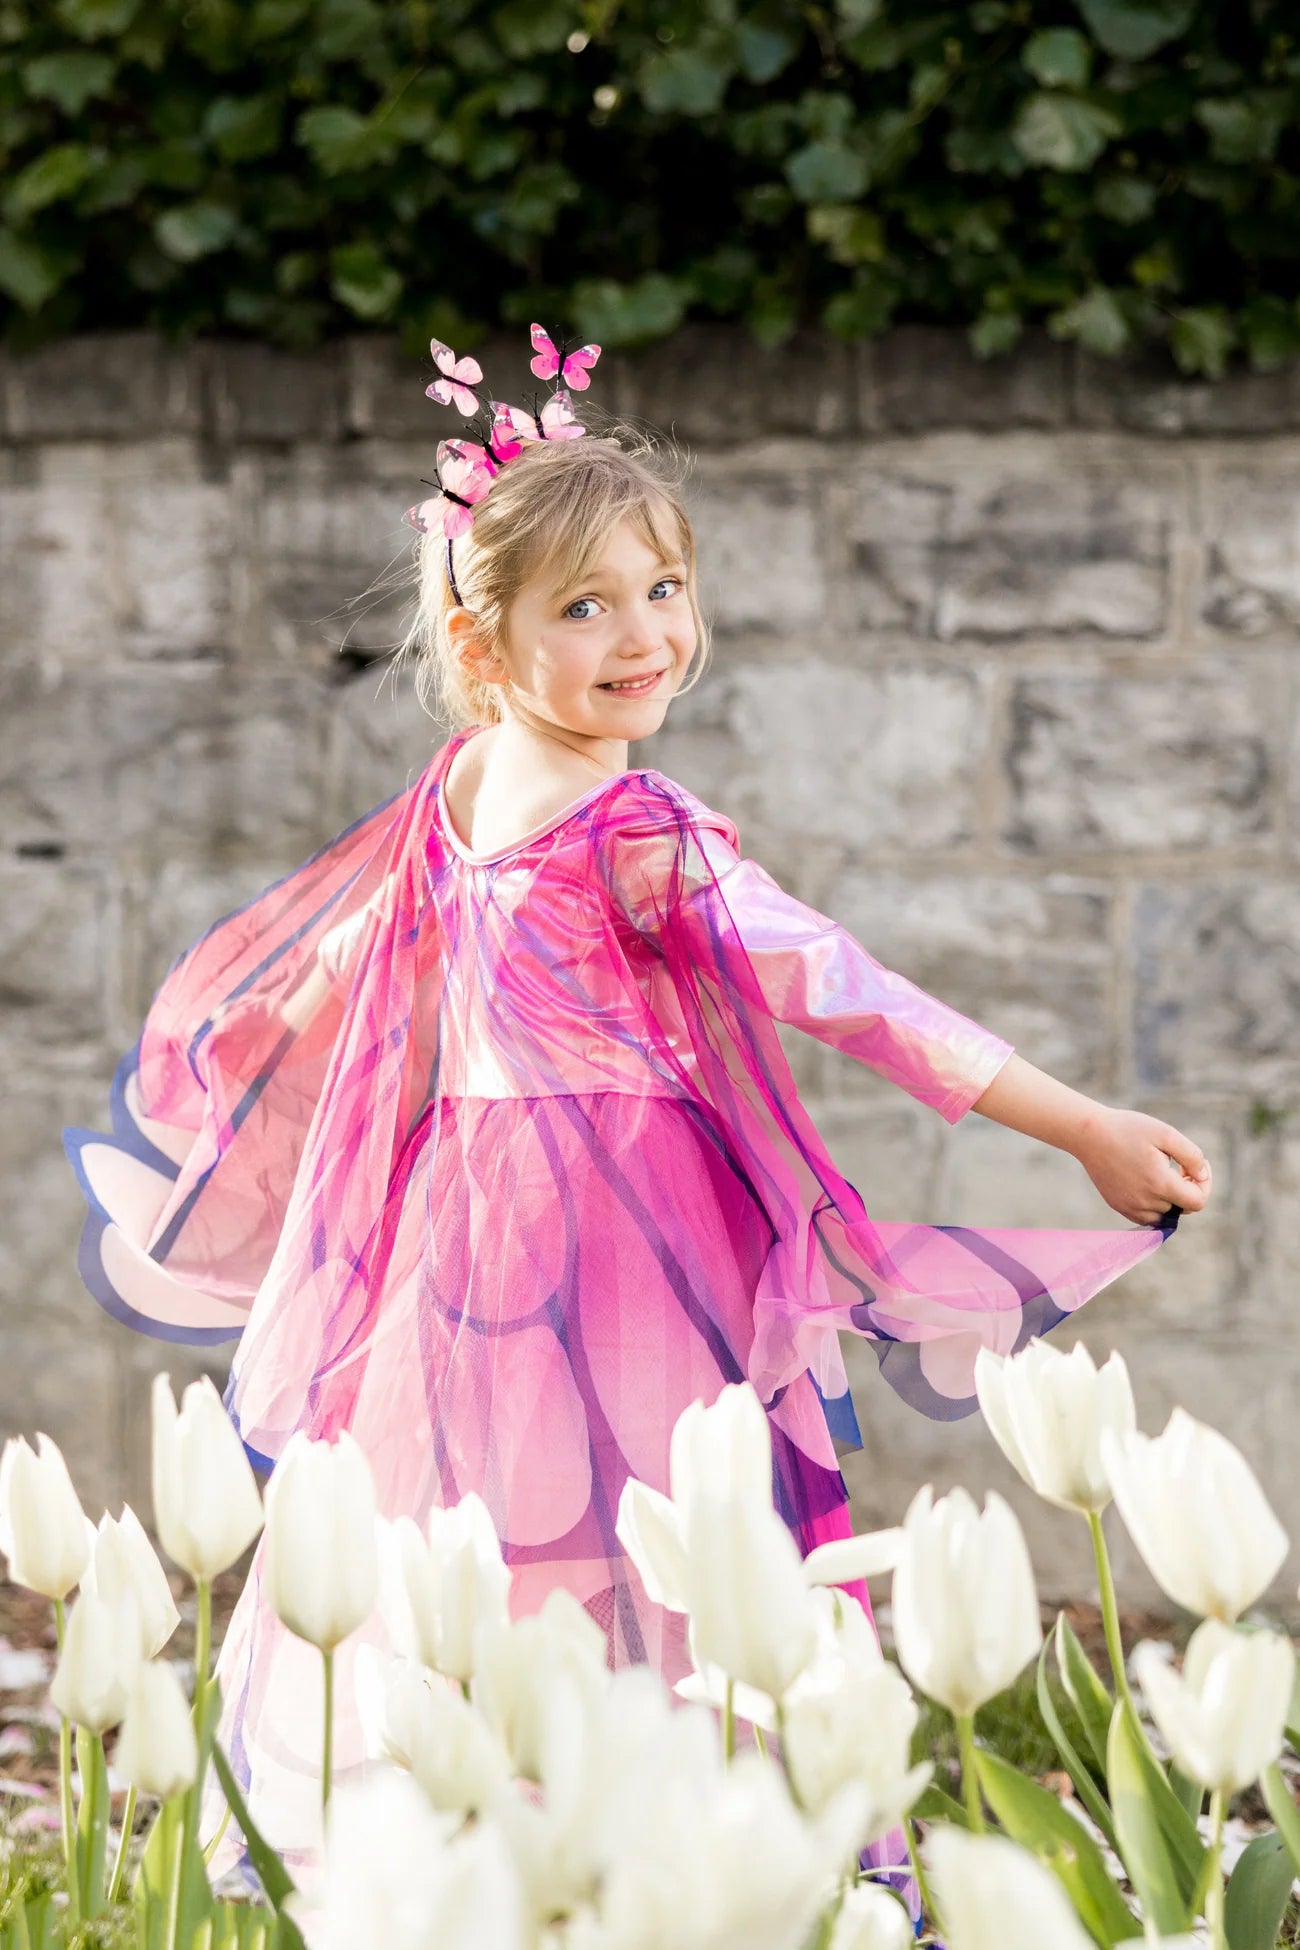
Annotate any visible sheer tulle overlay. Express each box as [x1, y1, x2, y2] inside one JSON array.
[[63, 726, 1176, 1898]]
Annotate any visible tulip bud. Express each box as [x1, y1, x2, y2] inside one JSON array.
[[263, 1431, 378, 1652], [354, 1646, 512, 1816], [1132, 1619, 1294, 1794], [614, 1478, 689, 1613], [1101, 1408, 1288, 1621], [0, 1433, 90, 1601], [377, 1493, 512, 1685], [975, 1340, 1135, 1515], [892, 1485, 1041, 1717], [684, 1489, 820, 1702], [151, 1374, 263, 1582], [668, 1383, 775, 1512], [49, 1588, 144, 1733], [114, 1659, 198, 1800], [829, 1882, 914, 1950], [81, 1505, 179, 1658], [926, 1826, 1094, 1950]]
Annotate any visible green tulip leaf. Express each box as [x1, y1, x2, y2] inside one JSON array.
[[1036, 1636, 1120, 1854], [208, 1713, 305, 1944], [1054, 1612, 1114, 1777], [74, 1724, 111, 1921], [1224, 1830, 1294, 1950], [911, 1779, 972, 1828], [1261, 1763, 1300, 1879], [1284, 1663, 1300, 1754], [1107, 1700, 1204, 1931], [1075, 0, 1196, 60], [1168, 1762, 1204, 1822], [975, 1747, 1140, 1946]]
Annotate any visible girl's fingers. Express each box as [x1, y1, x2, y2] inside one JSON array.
[[1157, 1127, 1210, 1182]]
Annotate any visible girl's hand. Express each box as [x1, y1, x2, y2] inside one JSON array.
[[1072, 1108, 1212, 1226]]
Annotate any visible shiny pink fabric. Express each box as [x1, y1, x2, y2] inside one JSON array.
[[63, 724, 1174, 1888]]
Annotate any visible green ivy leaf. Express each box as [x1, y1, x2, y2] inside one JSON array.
[[1075, 0, 1196, 61], [822, 270, 898, 338], [1094, 173, 1156, 222], [1048, 284, 1132, 355], [5, 142, 97, 220], [154, 201, 240, 262], [21, 51, 116, 115], [736, 21, 800, 83], [0, 228, 66, 310], [1195, 94, 1288, 165], [1241, 296, 1300, 373], [56, 0, 140, 37], [329, 240, 403, 318], [296, 104, 396, 173], [638, 47, 732, 116], [785, 140, 870, 202], [493, 0, 574, 58], [969, 309, 1023, 356], [807, 202, 884, 264], [205, 94, 283, 163], [1170, 304, 1236, 378], [571, 271, 690, 344], [1022, 28, 1092, 89], [1013, 93, 1120, 171]]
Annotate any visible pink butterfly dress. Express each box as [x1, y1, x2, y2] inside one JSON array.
[[63, 725, 1176, 1891]]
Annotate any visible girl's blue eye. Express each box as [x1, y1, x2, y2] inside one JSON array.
[[564, 578, 680, 620], [650, 577, 679, 601], [565, 597, 599, 620]]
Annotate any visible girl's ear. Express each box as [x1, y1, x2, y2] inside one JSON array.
[[446, 606, 509, 689]]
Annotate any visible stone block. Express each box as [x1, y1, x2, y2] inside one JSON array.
[[1003, 668, 1276, 854], [85, 670, 329, 870], [1234, 1116, 1300, 1334], [0, 1305, 125, 1514], [326, 674, 441, 826], [656, 659, 987, 868], [800, 1095, 944, 1221], [109, 445, 233, 661], [1074, 350, 1300, 436], [869, 327, 1069, 432], [685, 469, 826, 634], [203, 341, 345, 444], [838, 467, 949, 634], [253, 456, 424, 667], [116, 858, 300, 1028], [0, 861, 106, 1049], [1134, 880, 1300, 1095], [618, 323, 863, 444], [936, 448, 1174, 639], [1200, 458, 1300, 636], [823, 871, 1114, 1091], [3, 333, 202, 442], [0, 671, 106, 859]]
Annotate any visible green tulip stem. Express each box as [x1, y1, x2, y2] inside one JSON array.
[[52, 1596, 79, 1918], [903, 1813, 939, 1929], [754, 1723, 769, 1759], [955, 1713, 985, 1832], [1088, 1511, 1138, 1719], [723, 1676, 735, 1763], [164, 1794, 185, 1950], [773, 1700, 807, 1812], [106, 1783, 137, 1906], [1205, 1786, 1227, 1950], [193, 1576, 212, 1737], [322, 1647, 335, 1814]]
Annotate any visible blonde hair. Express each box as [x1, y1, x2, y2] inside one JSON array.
[[394, 415, 712, 729]]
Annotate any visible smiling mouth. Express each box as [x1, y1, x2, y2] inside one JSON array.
[[597, 669, 667, 696]]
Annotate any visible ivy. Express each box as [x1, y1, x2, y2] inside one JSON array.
[[0, 0, 1297, 374]]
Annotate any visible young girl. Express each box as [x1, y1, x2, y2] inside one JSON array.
[[63, 329, 1211, 1897]]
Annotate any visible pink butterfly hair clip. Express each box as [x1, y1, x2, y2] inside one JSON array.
[[403, 323, 602, 605]]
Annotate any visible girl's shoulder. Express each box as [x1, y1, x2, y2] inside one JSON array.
[[606, 766, 740, 852]]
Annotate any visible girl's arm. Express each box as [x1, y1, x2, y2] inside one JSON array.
[[970, 1053, 1212, 1226]]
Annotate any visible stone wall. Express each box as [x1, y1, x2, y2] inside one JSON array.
[[2, 327, 1298, 1618]]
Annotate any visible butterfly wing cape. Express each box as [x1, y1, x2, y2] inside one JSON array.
[[64, 754, 1177, 1466]]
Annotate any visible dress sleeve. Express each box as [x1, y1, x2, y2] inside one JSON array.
[[691, 826, 1014, 1125]]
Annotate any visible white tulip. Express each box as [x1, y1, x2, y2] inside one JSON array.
[[114, 1658, 198, 1800], [683, 1489, 821, 1702], [263, 1431, 378, 1652], [614, 1478, 689, 1611], [782, 1594, 931, 1839], [1132, 1619, 1294, 1793], [49, 1588, 144, 1733], [0, 1433, 90, 1600], [804, 1528, 905, 1587], [81, 1505, 179, 1658], [926, 1826, 1094, 1950], [1101, 1408, 1288, 1621], [354, 1646, 512, 1815], [472, 1587, 611, 1781], [151, 1374, 263, 1582], [975, 1340, 1135, 1515], [892, 1485, 1041, 1717], [829, 1883, 914, 1950], [288, 1767, 526, 1950], [377, 1493, 513, 1684], [668, 1383, 775, 1512]]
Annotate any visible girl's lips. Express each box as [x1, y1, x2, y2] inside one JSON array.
[[597, 669, 665, 696]]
